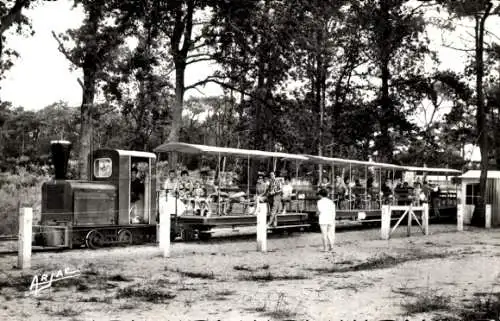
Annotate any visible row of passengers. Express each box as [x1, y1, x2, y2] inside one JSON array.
[[318, 176, 430, 195], [162, 169, 218, 198], [161, 169, 219, 216], [316, 177, 436, 206]]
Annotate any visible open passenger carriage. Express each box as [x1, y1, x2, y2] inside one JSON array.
[[299, 155, 461, 224], [154, 142, 313, 241]]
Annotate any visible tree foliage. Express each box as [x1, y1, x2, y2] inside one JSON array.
[[0, 0, 499, 179]]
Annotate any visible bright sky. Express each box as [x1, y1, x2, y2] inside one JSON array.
[[2, 1, 495, 110], [0, 1, 222, 110], [0, 1, 499, 162]]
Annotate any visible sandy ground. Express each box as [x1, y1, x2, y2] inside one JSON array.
[[1, 224, 500, 321]]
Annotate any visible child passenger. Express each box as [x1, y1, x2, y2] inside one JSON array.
[[317, 189, 336, 252]]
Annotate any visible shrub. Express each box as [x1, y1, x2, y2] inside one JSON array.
[[0, 169, 47, 236]]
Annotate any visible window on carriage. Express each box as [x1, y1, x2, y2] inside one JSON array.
[[94, 158, 112, 178]]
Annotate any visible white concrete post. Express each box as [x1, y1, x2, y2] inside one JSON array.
[[381, 205, 390, 240], [158, 191, 170, 257], [18, 207, 33, 270], [256, 202, 268, 252], [485, 204, 492, 229], [407, 206, 412, 237], [422, 203, 429, 235], [457, 184, 465, 231]]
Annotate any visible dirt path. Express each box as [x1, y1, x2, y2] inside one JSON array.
[[1, 224, 499, 320]]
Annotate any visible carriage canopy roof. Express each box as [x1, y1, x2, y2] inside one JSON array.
[[304, 155, 461, 174], [154, 142, 461, 174], [154, 142, 309, 161]]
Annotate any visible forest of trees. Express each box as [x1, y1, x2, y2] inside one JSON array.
[[1, 1, 500, 201]]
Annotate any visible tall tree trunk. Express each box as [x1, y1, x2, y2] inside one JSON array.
[[165, 0, 194, 170], [377, 0, 393, 163], [79, 68, 97, 180], [472, 2, 493, 226], [379, 60, 393, 163], [167, 61, 185, 169]]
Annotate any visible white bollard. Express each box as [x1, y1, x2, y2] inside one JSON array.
[[256, 202, 268, 252], [485, 204, 492, 229], [18, 207, 33, 270], [158, 191, 170, 257], [457, 203, 464, 232], [457, 185, 465, 231], [381, 205, 390, 240], [422, 203, 429, 235]]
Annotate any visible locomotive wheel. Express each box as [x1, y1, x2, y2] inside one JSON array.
[[180, 228, 195, 241], [198, 232, 212, 241], [117, 229, 133, 245], [85, 230, 104, 249]]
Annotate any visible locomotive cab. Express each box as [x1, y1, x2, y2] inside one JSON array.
[[90, 149, 157, 225]]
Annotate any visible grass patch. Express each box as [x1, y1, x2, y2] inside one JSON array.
[[116, 285, 176, 303], [233, 264, 270, 272], [0, 274, 33, 292], [179, 271, 215, 279], [120, 303, 136, 310], [215, 289, 236, 296], [238, 272, 309, 282], [79, 296, 113, 303], [250, 292, 298, 319], [457, 292, 500, 321], [107, 274, 132, 282], [51, 307, 81, 317], [402, 290, 451, 314], [168, 268, 216, 280], [392, 287, 418, 297], [208, 289, 237, 301], [308, 252, 449, 274], [51, 277, 89, 292]]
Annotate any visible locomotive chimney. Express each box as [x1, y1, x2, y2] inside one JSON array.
[[50, 140, 72, 180]]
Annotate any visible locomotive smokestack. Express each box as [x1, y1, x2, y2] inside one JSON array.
[[50, 140, 72, 180]]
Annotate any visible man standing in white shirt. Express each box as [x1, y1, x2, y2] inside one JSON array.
[[316, 189, 336, 252]]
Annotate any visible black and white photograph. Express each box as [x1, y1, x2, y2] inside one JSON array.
[[1, 0, 500, 320]]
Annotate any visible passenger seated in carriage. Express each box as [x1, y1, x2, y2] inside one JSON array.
[[255, 172, 268, 202], [334, 176, 347, 207], [351, 178, 365, 208], [163, 169, 179, 196], [381, 179, 393, 204], [191, 180, 211, 216], [178, 170, 193, 199], [161, 169, 186, 217], [394, 181, 413, 205], [318, 177, 330, 190]]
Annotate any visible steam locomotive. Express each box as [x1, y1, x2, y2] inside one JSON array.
[[36, 141, 158, 248]]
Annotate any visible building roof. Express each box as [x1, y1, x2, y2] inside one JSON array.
[[459, 170, 500, 179]]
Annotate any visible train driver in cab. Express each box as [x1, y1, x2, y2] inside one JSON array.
[[130, 166, 145, 223]]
